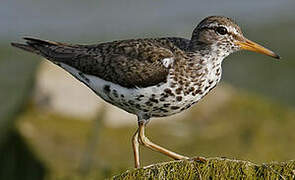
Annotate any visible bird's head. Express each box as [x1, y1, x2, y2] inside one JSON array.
[[190, 16, 280, 59]]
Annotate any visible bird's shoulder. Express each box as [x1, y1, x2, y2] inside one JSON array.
[[85, 37, 190, 60]]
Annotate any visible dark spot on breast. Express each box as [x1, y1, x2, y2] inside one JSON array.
[[122, 102, 129, 106], [175, 88, 182, 95], [164, 88, 175, 96], [145, 101, 153, 106], [161, 109, 169, 113], [185, 82, 190, 87], [195, 89, 202, 95], [120, 94, 124, 98], [193, 82, 202, 87], [176, 96, 182, 102], [171, 106, 180, 110], [136, 95, 144, 101], [164, 88, 172, 94], [135, 104, 141, 109], [159, 97, 166, 102], [128, 100, 135, 105], [163, 103, 170, 108], [188, 62, 194, 66], [184, 91, 190, 96], [152, 106, 160, 111], [103, 85, 111, 94], [149, 98, 159, 103], [170, 83, 177, 88], [200, 59, 206, 65]]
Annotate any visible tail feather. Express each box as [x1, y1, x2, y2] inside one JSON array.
[[11, 37, 79, 62], [23, 37, 60, 46], [11, 42, 37, 53], [11, 37, 61, 55]]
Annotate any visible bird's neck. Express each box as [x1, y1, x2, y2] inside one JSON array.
[[188, 40, 230, 66]]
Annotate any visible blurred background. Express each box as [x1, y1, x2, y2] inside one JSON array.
[[1, 0, 295, 179]]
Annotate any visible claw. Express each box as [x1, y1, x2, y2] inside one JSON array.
[[191, 156, 207, 163]]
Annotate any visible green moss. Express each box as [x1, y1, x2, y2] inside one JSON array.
[[113, 158, 295, 179]]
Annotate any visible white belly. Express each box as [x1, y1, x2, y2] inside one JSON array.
[[57, 62, 221, 117]]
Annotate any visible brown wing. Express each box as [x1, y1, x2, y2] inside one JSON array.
[[11, 37, 176, 88]]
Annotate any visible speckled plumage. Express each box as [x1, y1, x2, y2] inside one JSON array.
[[11, 35, 225, 117], [12, 16, 280, 167]]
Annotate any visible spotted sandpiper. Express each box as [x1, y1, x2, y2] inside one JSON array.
[[12, 16, 280, 168]]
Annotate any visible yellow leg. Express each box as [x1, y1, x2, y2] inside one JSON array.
[[131, 129, 140, 168], [138, 122, 189, 161]]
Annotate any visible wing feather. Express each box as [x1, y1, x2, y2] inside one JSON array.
[[12, 37, 180, 88]]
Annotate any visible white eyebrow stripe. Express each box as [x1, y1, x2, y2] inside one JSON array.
[[204, 22, 219, 28]]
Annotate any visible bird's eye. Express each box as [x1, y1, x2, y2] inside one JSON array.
[[216, 27, 228, 35]]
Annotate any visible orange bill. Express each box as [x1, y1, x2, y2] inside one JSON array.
[[236, 38, 280, 59]]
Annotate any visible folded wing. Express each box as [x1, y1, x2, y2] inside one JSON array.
[[11, 37, 176, 88]]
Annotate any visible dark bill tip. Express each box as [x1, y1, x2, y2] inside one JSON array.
[[273, 53, 281, 60]]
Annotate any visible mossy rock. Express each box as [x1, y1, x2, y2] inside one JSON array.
[[113, 157, 295, 179]]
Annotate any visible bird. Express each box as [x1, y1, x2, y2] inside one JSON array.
[[11, 16, 280, 168]]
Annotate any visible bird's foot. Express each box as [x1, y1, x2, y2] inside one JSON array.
[[190, 156, 207, 163]]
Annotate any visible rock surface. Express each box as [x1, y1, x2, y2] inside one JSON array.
[[113, 158, 295, 180]]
